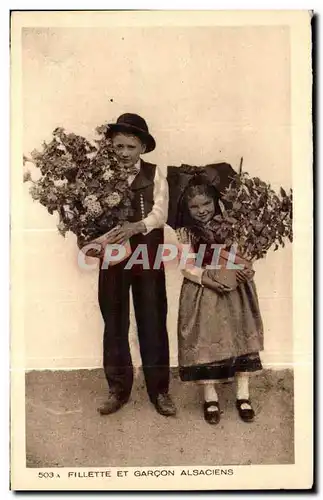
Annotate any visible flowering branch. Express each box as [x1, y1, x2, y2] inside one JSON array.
[[23, 127, 134, 243], [199, 171, 293, 261]]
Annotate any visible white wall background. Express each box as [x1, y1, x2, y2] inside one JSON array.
[[21, 26, 292, 370]]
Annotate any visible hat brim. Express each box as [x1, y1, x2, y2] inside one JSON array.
[[106, 123, 156, 153]]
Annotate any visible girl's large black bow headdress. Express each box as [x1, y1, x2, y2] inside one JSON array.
[[166, 162, 238, 229]]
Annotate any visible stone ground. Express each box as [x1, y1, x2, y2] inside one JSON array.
[[25, 368, 294, 468]]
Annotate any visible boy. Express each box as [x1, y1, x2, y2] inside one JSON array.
[[95, 113, 176, 417]]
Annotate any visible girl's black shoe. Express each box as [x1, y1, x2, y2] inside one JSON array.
[[236, 399, 255, 422], [203, 401, 221, 425]]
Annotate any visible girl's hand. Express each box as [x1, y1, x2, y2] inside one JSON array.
[[236, 268, 255, 284], [201, 272, 232, 294]]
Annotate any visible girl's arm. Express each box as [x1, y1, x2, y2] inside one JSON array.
[[175, 228, 229, 293], [175, 228, 203, 284]]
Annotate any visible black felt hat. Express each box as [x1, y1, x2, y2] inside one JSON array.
[[106, 113, 156, 153]]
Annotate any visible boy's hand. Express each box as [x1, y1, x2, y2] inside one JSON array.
[[85, 247, 104, 259], [109, 222, 146, 244], [79, 244, 104, 259], [78, 237, 103, 259]]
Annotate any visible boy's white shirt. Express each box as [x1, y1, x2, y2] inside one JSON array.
[[128, 163, 204, 284], [128, 159, 169, 234]]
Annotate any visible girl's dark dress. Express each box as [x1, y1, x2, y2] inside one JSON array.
[[176, 227, 264, 382]]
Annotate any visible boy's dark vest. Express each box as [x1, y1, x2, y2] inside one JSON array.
[[128, 159, 164, 271], [129, 160, 156, 222]]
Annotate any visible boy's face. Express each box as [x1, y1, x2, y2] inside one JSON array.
[[112, 132, 146, 168], [187, 193, 215, 224]]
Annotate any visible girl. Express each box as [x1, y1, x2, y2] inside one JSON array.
[[175, 175, 264, 425]]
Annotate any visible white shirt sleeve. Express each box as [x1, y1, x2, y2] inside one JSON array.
[[182, 267, 204, 285], [175, 228, 204, 285], [142, 166, 169, 234]]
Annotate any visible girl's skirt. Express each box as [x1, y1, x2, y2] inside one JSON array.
[[178, 278, 264, 382]]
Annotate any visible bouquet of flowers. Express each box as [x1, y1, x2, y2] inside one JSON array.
[[197, 169, 293, 263], [23, 126, 134, 248]]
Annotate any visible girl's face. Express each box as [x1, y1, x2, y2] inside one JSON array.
[[187, 193, 216, 224]]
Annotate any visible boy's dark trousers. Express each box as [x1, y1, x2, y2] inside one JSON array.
[[98, 231, 170, 404]]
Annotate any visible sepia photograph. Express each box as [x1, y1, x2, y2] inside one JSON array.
[[10, 9, 313, 490]]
